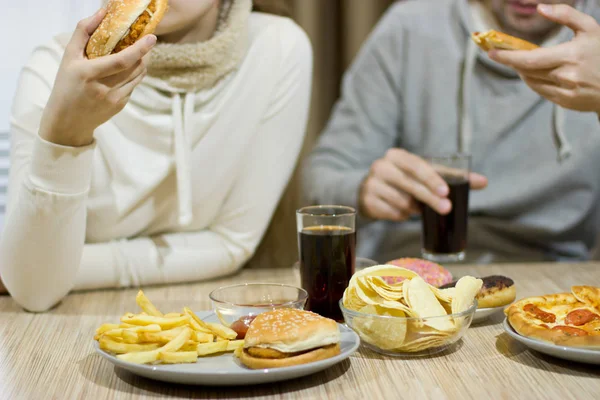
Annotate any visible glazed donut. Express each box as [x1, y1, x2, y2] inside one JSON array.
[[440, 275, 516, 308], [385, 258, 453, 287]]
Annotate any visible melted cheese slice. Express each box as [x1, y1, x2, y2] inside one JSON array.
[[535, 303, 599, 330]]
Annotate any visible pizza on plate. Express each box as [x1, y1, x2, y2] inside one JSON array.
[[505, 286, 600, 348]]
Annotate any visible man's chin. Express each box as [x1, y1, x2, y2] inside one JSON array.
[[502, 16, 556, 42]]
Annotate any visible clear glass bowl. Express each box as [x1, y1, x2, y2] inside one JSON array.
[[340, 300, 477, 357], [209, 283, 308, 326]]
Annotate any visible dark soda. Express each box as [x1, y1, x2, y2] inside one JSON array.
[[421, 178, 470, 255], [299, 225, 356, 321]]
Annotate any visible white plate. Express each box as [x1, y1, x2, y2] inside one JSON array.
[[503, 318, 600, 365], [472, 306, 504, 323], [95, 311, 360, 386]]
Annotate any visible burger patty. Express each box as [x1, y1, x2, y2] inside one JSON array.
[[246, 344, 338, 359], [114, 0, 157, 53], [247, 347, 304, 359]]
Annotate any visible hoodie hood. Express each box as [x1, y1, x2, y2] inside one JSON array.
[[454, 0, 596, 161]]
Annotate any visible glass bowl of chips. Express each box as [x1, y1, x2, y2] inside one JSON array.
[[340, 299, 477, 356], [340, 264, 482, 356], [209, 283, 308, 339]]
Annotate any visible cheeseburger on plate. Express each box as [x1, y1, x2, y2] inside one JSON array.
[[86, 0, 168, 59], [239, 308, 341, 369]]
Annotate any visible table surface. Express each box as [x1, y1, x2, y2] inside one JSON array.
[[2, 263, 600, 400]]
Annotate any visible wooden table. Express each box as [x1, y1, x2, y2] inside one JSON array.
[[1, 263, 599, 399]]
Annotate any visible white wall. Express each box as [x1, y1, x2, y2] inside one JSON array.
[[0, 1, 99, 229], [0, 0, 100, 132]]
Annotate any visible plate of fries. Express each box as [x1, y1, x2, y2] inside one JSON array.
[[94, 291, 360, 385]]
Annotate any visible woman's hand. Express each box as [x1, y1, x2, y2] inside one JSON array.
[[40, 9, 157, 147], [490, 4, 600, 116], [358, 148, 488, 221]]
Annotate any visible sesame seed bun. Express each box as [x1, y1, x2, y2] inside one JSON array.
[[239, 308, 341, 369], [86, 0, 168, 59]]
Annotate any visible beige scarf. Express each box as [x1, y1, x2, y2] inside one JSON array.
[[147, 0, 252, 92]]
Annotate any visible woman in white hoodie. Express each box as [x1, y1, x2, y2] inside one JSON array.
[[0, 0, 313, 311]]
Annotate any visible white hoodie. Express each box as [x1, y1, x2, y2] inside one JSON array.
[[0, 12, 313, 311]]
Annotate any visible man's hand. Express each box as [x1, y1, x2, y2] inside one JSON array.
[[359, 149, 488, 221], [490, 4, 600, 116]]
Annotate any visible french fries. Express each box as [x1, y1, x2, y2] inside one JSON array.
[[120, 314, 190, 329], [136, 290, 163, 317], [234, 346, 243, 358], [159, 351, 199, 364], [225, 340, 244, 352], [99, 338, 160, 354], [197, 341, 229, 356], [95, 290, 244, 365]]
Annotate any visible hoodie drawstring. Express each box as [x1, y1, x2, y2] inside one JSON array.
[[172, 93, 194, 226], [553, 105, 572, 161], [459, 38, 477, 154]]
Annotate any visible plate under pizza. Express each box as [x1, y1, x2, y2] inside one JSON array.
[[503, 285, 600, 364], [503, 319, 600, 365]]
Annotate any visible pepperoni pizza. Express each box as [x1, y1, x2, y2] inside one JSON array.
[[505, 286, 600, 348]]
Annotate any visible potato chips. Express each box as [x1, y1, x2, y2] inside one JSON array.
[[343, 265, 482, 352]]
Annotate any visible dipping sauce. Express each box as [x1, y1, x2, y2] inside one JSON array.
[[230, 315, 257, 339]]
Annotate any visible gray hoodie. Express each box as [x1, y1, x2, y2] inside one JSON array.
[[303, 0, 600, 263]]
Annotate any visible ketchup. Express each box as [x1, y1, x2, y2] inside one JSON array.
[[230, 315, 257, 339]]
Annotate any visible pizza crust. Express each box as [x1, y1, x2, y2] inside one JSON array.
[[505, 291, 600, 349]]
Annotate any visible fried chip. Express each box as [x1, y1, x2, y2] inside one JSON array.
[[348, 265, 418, 290], [343, 286, 368, 310], [395, 336, 448, 352], [353, 305, 408, 349], [452, 276, 483, 315], [407, 277, 454, 332], [366, 277, 404, 301]]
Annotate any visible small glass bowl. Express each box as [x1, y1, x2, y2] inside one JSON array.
[[340, 300, 477, 357], [209, 283, 308, 326]]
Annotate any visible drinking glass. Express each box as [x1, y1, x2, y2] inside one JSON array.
[[296, 205, 356, 321], [420, 154, 471, 263]]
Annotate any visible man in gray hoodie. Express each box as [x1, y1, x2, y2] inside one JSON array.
[[303, 0, 600, 263]]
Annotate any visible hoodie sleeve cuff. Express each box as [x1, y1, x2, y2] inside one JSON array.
[[29, 135, 96, 194]]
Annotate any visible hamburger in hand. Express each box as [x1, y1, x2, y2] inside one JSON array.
[[86, 0, 168, 59], [239, 308, 341, 369]]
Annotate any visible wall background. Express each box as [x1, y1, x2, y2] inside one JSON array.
[[0, 0, 102, 229]]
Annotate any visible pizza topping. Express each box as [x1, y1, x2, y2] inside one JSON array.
[[564, 309, 600, 326], [551, 325, 589, 337], [523, 304, 556, 323]]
